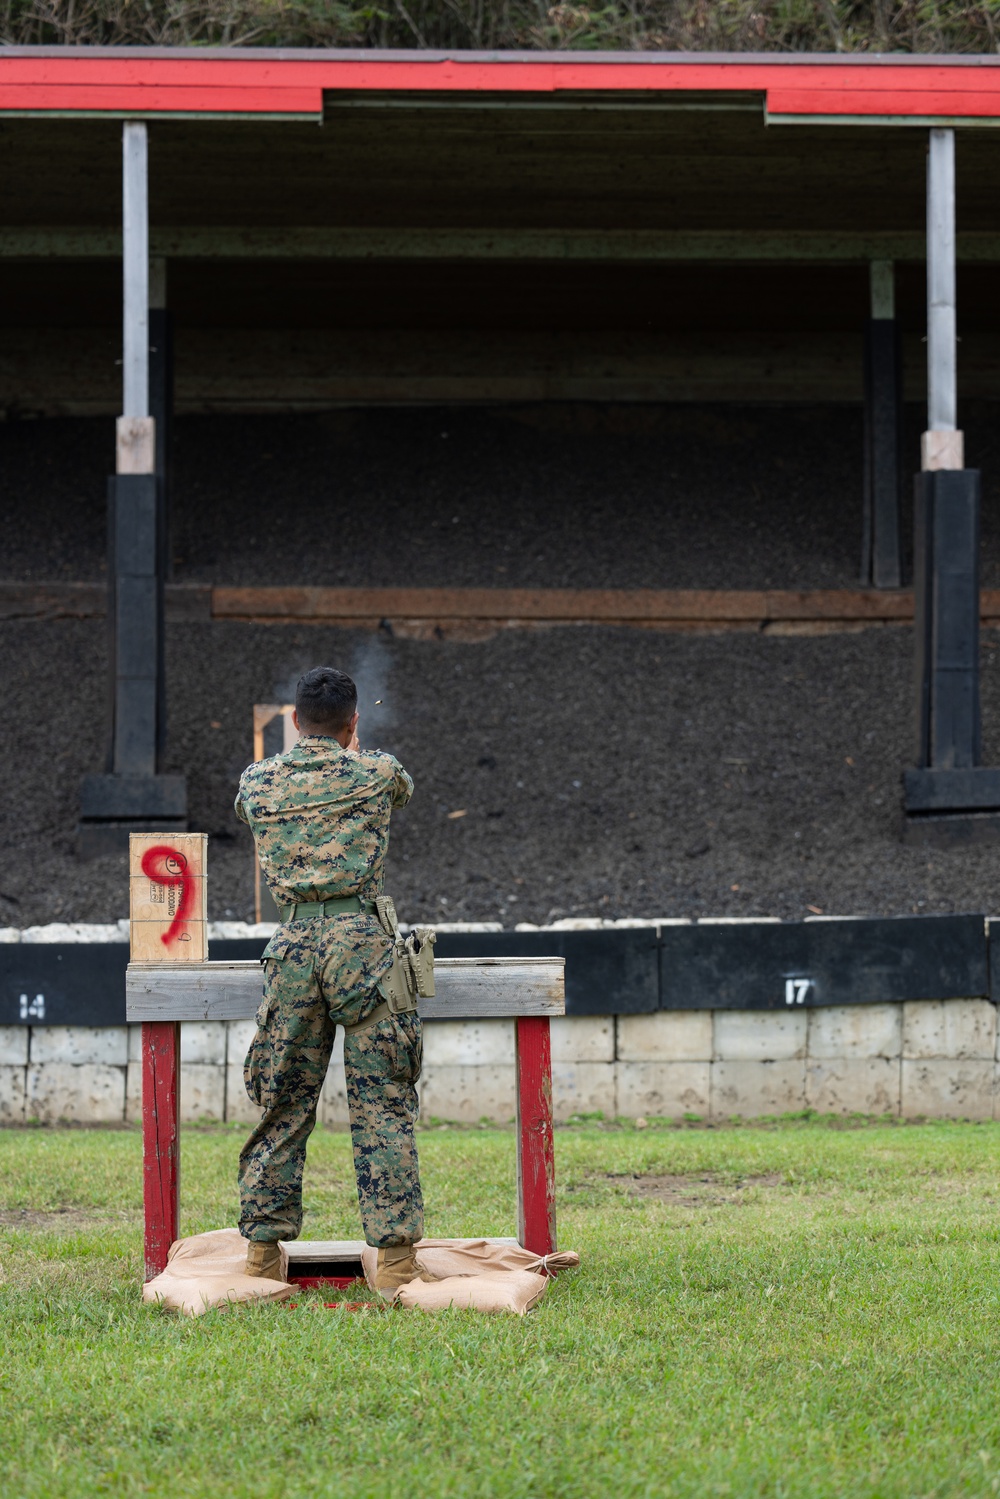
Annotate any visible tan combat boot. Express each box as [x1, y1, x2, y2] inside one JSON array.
[[245, 1241, 283, 1280], [372, 1244, 433, 1301]]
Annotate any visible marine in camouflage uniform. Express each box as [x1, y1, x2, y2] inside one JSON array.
[[235, 722, 423, 1254]]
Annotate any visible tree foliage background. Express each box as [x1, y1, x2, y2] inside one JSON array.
[[3, 1, 1000, 53]]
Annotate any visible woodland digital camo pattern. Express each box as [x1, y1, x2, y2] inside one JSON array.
[[235, 737, 422, 1248], [235, 734, 413, 907]]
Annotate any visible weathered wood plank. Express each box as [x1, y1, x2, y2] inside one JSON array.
[[281, 1238, 520, 1259], [125, 956, 566, 1022], [0, 582, 210, 622], [282, 1240, 367, 1260], [212, 585, 921, 624], [15, 580, 1000, 631], [8, 225, 1000, 262], [10, 325, 1000, 412]]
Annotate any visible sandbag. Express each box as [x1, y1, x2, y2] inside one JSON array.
[[416, 1238, 580, 1280], [360, 1237, 579, 1313], [142, 1227, 294, 1317], [396, 1269, 549, 1316], [361, 1237, 578, 1285]]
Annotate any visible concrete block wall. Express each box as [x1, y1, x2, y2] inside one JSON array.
[[1, 1001, 998, 1124]]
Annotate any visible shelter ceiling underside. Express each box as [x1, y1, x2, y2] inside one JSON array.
[[3, 97, 1000, 411], [8, 262, 1000, 332], [8, 107, 999, 234]]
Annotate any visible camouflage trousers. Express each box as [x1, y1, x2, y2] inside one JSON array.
[[238, 914, 424, 1248]]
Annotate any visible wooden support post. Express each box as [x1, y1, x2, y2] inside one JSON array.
[[149, 257, 173, 603], [862, 261, 902, 589], [912, 468, 982, 772], [141, 1018, 180, 1282], [149, 259, 172, 761], [904, 130, 1000, 840], [923, 128, 963, 472], [252, 704, 297, 923], [130, 832, 207, 1279], [515, 1015, 556, 1257], [79, 133, 187, 854]]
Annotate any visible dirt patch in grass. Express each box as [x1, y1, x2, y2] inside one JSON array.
[[601, 1170, 786, 1206], [0, 1208, 126, 1229]]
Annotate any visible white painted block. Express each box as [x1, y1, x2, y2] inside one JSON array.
[[809, 1005, 901, 1059], [207, 922, 276, 941], [27, 1063, 126, 1124], [180, 1063, 226, 1121], [418, 921, 503, 934], [697, 917, 781, 925], [552, 1062, 615, 1120], [0, 1066, 25, 1123], [423, 1019, 514, 1067], [125, 1060, 142, 1123], [0, 927, 21, 943], [902, 1058, 994, 1119], [617, 1011, 712, 1062], [615, 1061, 710, 1119], [180, 1022, 228, 1066], [903, 999, 996, 1060], [418, 1065, 516, 1124], [224, 1063, 262, 1125], [132, 1023, 226, 1065], [226, 1019, 258, 1065], [712, 1060, 807, 1117], [807, 1058, 901, 1116], [20, 923, 126, 943], [29, 1026, 128, 1067], [0, 1026, 28, 1065], [550, 1015, 614, 1064], [713, 1011, 807, 1062]]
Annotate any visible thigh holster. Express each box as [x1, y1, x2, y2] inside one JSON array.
[[374, 895, 436, 1015]]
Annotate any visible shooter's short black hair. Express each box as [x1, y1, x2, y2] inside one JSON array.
[[295, 666, 358, 733]]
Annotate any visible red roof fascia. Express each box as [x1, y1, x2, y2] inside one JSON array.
[[2, 54, 1000, 119]]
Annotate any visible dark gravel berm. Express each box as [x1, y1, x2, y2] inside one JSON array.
[[3, 617, 1000, 927], [5, 403, 1000, 590], [4, 403, 1000, 927]]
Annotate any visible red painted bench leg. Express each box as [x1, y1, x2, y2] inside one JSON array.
[[142, 1019, 180, 1281], [515, 1014, 556, 1257]]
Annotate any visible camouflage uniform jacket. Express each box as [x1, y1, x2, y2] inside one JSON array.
[[235, 734, 413, 909]]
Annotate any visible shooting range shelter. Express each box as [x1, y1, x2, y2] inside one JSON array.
[[5, 49, 1000, 849], [5, 52, 1000, 869]]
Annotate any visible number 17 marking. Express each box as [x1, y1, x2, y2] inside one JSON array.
[[785, 978, 811, 1007]]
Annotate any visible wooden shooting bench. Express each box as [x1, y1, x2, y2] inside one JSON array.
[[125, 834, 566, 1282]]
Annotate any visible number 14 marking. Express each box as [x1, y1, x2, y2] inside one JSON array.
[[785, 978, 812, 1007]]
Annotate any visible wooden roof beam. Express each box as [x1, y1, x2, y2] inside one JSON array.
[[6, 227, 1000, 262]]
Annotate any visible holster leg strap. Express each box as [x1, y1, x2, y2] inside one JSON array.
[[343, 1000, 391, 1036]]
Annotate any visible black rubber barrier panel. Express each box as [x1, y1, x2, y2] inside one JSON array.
[[984, 920, 1000, 1003], [0, 944, 129, 1027], [0, 917, 989, 1025], [660, 915, 988, 1011], [433, 929, 660, 1016], [214, 931, 659, 1015]]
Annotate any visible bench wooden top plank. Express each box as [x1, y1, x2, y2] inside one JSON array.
[[282, 1237, 520, 1260], [125, 955, 565, 1022]]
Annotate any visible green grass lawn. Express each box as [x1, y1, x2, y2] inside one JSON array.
[[4, 1118, 1000, 1498]]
